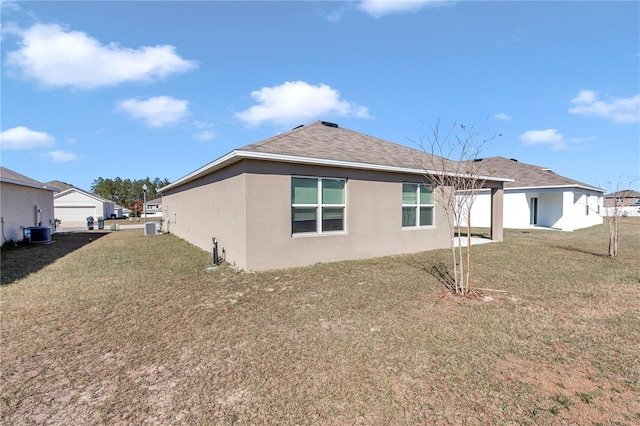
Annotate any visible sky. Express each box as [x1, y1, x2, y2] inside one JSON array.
[[1, 0, 639, 193]]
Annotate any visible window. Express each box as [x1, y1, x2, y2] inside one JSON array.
[[291, 177, 345, 234], [402, 183, 434, 227], [585, 195, 590, 215]]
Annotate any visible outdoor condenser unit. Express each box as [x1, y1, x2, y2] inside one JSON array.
[[144, 222, 157, 236]]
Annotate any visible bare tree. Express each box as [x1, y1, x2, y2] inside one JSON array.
[[411, 122, 495, 294], [603, 177, 639, 257]]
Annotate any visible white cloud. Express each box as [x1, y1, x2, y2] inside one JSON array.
[[493, 113, 512, 121], [194, 130, 215, 141], [520, 129, 566, 150], [358, 0, 455, 18], [569, 90, 640, 124], [6, 23, 196, 89], [235, 81, 370, 127], [0, 126, 55, 150], [116, 96, 190, 127], [47, 150, 78, 162]]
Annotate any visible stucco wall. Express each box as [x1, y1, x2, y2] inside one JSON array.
[[1, 182, 55, 245], [162, 162, 248, 269], [243, 162, 452, 270], [164, 160, 453, 271], [465, 188, 602, 231]]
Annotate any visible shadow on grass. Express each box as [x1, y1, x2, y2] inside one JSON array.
[[550, 245, 610, 259], [1, 231, 110, 286], [411, 259, 457, 291]]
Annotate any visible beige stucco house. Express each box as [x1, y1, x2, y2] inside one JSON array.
[[161, 121, 510, 271], [0, 167, 56, 246], [461, 157, 604, 231]]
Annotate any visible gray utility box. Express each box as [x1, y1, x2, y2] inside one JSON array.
[[144, 222, 157, 236]]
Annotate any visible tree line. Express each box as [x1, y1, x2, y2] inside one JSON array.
[[91, 177, 170, 211]]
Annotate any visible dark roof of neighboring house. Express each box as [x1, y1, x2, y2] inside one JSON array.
[[146, 197, 162, 204], [162, 121, 512, 192], [43, 180, 75, 192], [470, 156, 603, 192], [0, 167, 56, 191], [605, 189, 640, 198]]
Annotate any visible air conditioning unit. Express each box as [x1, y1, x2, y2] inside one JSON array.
[[144, 222, 157, 236]]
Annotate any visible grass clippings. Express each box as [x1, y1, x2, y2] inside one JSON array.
[[1, 219, 639, 425]]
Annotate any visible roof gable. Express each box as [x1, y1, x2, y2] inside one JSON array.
[[54, 187, 115, 204], [470, 157, 603, 192]]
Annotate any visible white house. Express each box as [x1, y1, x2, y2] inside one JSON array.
[[50, 184, 116, 224], [0, 167, 56, 245], [462, 157, 604, 232]]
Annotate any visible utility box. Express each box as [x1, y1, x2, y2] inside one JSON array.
[[144, 222, 157, 236]]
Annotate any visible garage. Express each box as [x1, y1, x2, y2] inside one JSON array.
[[54, 205, 96, 223]]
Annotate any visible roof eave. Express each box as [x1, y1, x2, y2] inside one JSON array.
[[477, 184, 604, 193], [160, 150, 513, 192], [0, 177, 57, 192]]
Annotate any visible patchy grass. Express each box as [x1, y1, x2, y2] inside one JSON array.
[[1, 218, 639, 424]]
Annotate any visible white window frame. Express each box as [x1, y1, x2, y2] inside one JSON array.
[[291, 176, 347, 235], [402, 183, 435, 228], [585, 195, 590, 215]]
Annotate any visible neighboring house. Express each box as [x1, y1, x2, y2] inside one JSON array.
[[144, 197, 163, 217], [604, 190, 640, 207], [603, 190, 640, 217], [160, 121, 511, 271], [46, 183, 116, 224], [0, 167, 56, 246], [462, 157, 604, 231]]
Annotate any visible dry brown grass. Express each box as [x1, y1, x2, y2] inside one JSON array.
[[1, 218, 639, 425]]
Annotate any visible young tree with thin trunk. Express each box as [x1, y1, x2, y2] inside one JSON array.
[[603, 178, 639, 257], [411, 122, 495, 294]]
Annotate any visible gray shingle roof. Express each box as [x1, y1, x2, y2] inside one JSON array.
[[470, 156, 602, 191], [240, 121, 460, 173], [162, 121, 512, 193], [43, 180, 75, 192], [0, 166, 51, 189], [605, 189, 640, 198]]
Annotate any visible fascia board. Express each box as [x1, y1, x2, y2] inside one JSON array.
[[0, 178, 57, 191]]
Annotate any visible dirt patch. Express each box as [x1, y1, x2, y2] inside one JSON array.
[[496, 353, 640, 424]]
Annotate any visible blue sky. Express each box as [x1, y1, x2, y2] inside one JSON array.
[[1, 0, 638, 192]]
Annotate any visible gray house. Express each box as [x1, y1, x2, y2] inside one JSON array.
[[161, 121, 510, 271]]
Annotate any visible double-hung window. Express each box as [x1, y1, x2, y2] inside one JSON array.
[[291, 177, 346, 234], [402, 183, 434, 227]]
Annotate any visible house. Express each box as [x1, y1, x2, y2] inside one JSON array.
[[0, 167, 56, 246], [604, 190, 640, 207], [45, 182, 116, 224], [603, 189, 640, 217], [160, 121, 511, 271], [462, 157, 604, 231], [144, 197, 163, 217]]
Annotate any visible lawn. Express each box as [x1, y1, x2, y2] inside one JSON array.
[[1, 219, 639, 425]]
